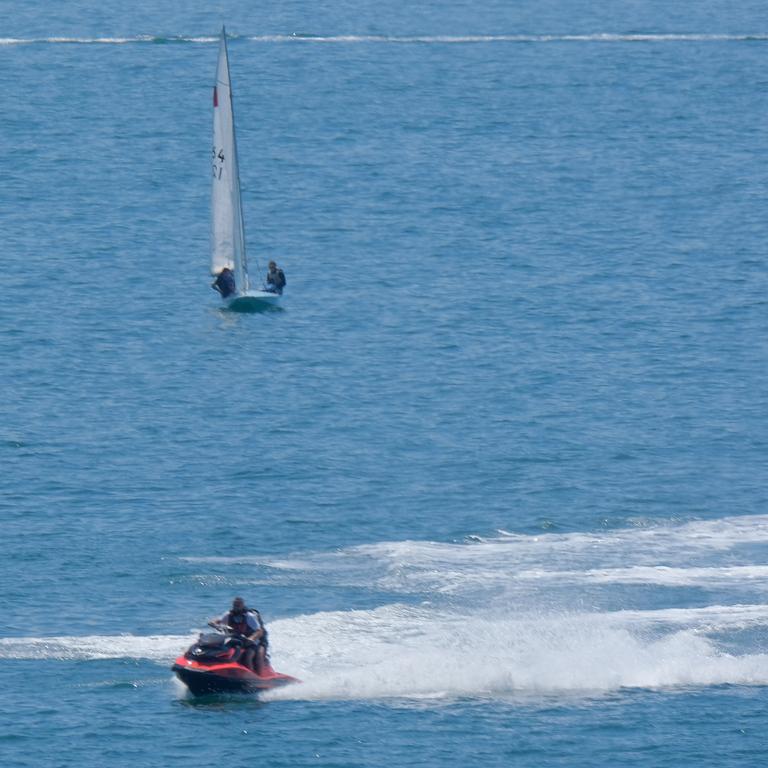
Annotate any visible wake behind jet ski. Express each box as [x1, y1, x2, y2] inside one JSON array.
[[173, 597, 299, 696]]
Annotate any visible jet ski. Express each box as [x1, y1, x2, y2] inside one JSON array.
[[172, 628, 299, 696]]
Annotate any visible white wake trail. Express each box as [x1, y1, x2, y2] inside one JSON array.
[[3, 602, 768, 700], [0, 633, 195, 661], [263, 604, 768, 701], [2, 33, 767, 46], [186, 514, 768, 597]]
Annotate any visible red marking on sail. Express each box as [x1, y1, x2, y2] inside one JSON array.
[[213, 86, 218, 107]]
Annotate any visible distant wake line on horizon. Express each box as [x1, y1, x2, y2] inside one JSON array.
[[3, 33, 768, 46]]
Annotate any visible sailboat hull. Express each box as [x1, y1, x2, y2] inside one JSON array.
[[225, 290, 281, 311]]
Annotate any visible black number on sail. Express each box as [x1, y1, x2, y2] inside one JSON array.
[[212, 147, 225, 179]]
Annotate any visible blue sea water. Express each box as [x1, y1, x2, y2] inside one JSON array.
[[2, 2, 768, 765]]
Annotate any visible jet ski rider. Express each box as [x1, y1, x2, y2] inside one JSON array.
[[210, 596, 268, 674]]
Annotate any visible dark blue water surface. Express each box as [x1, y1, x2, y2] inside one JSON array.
[[2, 3, 768, 766]]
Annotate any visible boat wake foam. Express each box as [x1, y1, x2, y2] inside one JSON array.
[[0, 634, 195, 661], [265, 605, 768, 701], [3, 602, 768, 700], [184, 514, 768, 700], [182, 514, 768, 596], [5, 514, 768, 701]]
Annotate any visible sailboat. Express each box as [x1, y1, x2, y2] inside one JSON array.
[[211, 28, 280, 310]]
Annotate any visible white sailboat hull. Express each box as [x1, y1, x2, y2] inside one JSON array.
[[224, 290, 281, 311]]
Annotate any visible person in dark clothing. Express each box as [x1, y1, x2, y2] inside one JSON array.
[[265, 261, 286, 294], [212, 267, 236, 298], [209, 596, 268, 674]]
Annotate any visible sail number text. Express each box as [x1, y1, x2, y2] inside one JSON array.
[[212, 147, 225, 179]]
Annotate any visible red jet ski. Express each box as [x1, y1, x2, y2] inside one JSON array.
[[173, 629, 299, 696]]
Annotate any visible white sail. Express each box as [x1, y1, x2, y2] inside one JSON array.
[[211, 28, 249, 290]]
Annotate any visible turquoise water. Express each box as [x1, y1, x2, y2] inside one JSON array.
[[2, 3, 768, 765]]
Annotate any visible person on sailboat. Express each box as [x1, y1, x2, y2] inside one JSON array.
[[265, 261, 286, 295], [212, 267, 236, 299], [209, 596, 269, 674]]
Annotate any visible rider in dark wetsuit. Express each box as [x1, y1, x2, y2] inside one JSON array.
[[265, 261, 286, 295], [212, 267, 236, 299], [211, 596, 268, 673]]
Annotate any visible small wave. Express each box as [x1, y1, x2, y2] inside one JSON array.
[[2, 33, 767, 47], [252, 33, 768, 44], [0, 35, 217, 46]]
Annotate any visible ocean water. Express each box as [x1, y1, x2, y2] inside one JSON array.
[[2, 2, 768, 765]]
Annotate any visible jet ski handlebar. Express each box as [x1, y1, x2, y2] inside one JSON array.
[[207, 621, 236, 633]]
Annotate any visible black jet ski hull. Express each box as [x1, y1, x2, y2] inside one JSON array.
[[173, 658, 299, 697]]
